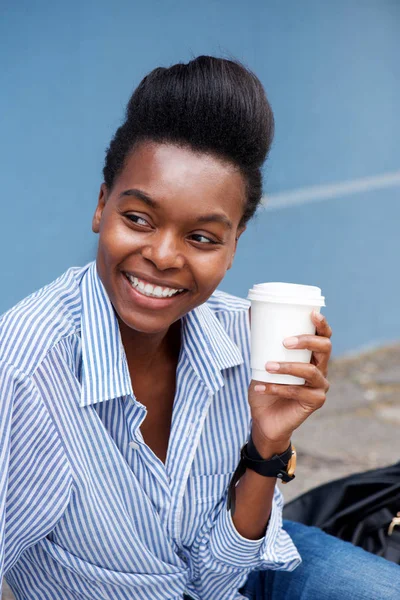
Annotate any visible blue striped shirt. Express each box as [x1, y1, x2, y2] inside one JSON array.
[[0, 261, 300, 600]]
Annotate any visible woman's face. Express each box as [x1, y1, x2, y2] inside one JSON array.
[[92, 141, 247, 336]]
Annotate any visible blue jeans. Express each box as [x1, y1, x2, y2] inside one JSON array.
[[184, 520, 400, 599], [240, 520, 400, 599]]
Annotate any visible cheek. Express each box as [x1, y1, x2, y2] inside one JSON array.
[[194, 251, 231, 288], [99, 220, 135, 260]]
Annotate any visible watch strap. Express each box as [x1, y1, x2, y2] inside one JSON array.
[[227, 438, 296, 514], [242, 439, 294, 481]]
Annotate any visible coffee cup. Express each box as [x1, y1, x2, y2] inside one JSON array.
[[247, 282, 326, 385]]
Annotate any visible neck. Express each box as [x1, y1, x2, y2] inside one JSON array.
[[117, 317, 181, 372]]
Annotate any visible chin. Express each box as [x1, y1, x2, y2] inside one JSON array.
[[117, 308, 178, 336]]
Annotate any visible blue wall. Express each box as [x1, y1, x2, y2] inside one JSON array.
[[1, 0, 399, 355]]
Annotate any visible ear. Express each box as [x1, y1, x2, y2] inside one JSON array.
[[227, 225, 246, 270], [92, 184, 108, 234]]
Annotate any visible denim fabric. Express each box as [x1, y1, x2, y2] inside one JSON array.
[[184, 519, 400, 599], [241, 520, 400, 599]]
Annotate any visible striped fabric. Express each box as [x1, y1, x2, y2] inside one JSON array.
[[0, 261, 300, 600]]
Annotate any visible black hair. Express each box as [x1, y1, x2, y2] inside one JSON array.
[[103, 55, 274, 227]]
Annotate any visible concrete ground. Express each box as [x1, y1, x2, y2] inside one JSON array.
[[2, 343, 400, 599], [280, 343, 400, 504]]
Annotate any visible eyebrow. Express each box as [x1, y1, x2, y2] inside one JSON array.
[[119, 188, 233, 230]]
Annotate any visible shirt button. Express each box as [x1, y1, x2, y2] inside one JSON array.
[[129, 441, 140, 450]]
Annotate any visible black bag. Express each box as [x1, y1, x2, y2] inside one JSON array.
[[282, 461, 400, 564]]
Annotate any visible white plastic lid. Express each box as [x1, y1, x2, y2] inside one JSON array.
[[247, 282, 325, 307]]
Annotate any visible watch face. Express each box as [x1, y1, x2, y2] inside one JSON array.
[[287, 445, 297, 478], [280, 445, 297, 484]]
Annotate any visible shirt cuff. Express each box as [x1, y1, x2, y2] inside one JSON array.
[[210, 486, 301, 571]]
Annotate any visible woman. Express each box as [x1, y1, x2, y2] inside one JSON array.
[[0, 56, 398, 600]]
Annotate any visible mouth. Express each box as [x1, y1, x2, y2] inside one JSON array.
[[123, 272, 187, 300]]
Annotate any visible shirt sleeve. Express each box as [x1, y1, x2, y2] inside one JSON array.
[[0, 361, 73, 580], [188, 483, 301, 600]]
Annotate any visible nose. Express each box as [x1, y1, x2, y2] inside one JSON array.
[[141, 230, 185, 271]]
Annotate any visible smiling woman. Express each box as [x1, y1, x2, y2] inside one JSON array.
[[1, 56, 399, 600], [92, 143, 247, 341]]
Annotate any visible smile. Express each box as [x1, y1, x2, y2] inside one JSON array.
[[124, 273, 185, 299]]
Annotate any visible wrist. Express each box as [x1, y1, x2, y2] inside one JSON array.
[[240, 438, 296, 484], [250, 424, 291, 459]]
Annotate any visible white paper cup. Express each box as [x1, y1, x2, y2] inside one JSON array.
[[248, 282, 326, 385]]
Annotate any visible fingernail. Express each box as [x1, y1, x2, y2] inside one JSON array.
[[266, 361, 280, 372], [254, 384, 266, 392], [283, 336, 298, 348], [313, 310, 324, 321]]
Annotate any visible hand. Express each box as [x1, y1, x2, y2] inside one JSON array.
[[248, 310, 332, 457]]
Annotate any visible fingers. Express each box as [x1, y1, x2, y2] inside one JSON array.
[[311, 310, 332, 339], [282, 312, 332, 375], [265, 361, 330, 391], [253, 380, 327, 412], [283, 334, 332, 354], [283, 312, 331, 350]]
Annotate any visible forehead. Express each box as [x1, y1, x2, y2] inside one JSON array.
[[112, 142, 246, 222]]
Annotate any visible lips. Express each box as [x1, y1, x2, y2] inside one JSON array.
[[125, 273, 185, 298], [121, 272, 189, 308], [123, 271, 187, 292]]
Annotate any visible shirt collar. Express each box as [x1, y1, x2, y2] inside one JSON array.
[[79, 262, 244, 407], [181, 302, 244, 394], [79, 262, 133, 407]]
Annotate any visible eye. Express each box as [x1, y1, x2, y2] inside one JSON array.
[[125, 214, 150, 227], [190, 233, 219, 245]]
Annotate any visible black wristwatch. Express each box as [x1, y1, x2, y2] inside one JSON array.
[[244, 435, 296, 482], [227, 436, 297, 513]]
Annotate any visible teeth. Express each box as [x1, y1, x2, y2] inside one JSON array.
[[126, 274, 184, 299]]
